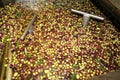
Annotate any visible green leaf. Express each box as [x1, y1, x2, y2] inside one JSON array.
[[97, 32, 102, 36], [95, 58, 101, 64], [73, 63, 79, 69], [2, 35, 10, 43], [38, 58, 44, 64], [71, 72, 76, 80], [16, 12, 21, 18], [95, 58, 107, 71], [36, 58, 44, 66], [27, 53, 32, 58], [16, 42, 19, 48]]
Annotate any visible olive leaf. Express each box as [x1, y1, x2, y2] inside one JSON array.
[[71, 72, 76, 80], [95, 58, 101, 64], [16, 12, 21, 18], [97, 31, 102, 36], [35, 58, 44, 66], [95, 58, 107, 71], [39, 69, 44, 77], [73, 63, 79, 69], [27, 53, 32, 58], [16, 42, 19, 48], [2, 35, 10, 43], [38, 58, 44, 64]]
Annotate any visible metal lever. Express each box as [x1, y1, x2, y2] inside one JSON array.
[[21, 15, 36, 40], [71, 9, 104, 27]]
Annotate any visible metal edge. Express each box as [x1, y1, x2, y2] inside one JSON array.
[[90, 0, 120, 31]]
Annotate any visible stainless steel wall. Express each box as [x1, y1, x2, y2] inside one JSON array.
[[91, 0, 120, 30], [109, 0, 120, 9], [1, 0, 11, 5]]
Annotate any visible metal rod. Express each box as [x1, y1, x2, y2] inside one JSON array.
[[0, 42, 11, 80], [71, 9, 104, 20], [20, 15, 37, 40], [6, 43, 12, 80], [71, 9, 104, 27], [83, 14, 90, 27]]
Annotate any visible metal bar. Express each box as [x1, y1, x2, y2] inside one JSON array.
[[6, 43, 12, 80], [71, 9, 104, 20], [83, 14, 90, 27], [71, 9, 104, 27], [20, 15, 37, 40], [0, 42, 10, 80]]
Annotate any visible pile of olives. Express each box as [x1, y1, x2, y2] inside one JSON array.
[[0, 0, 120, 80]]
